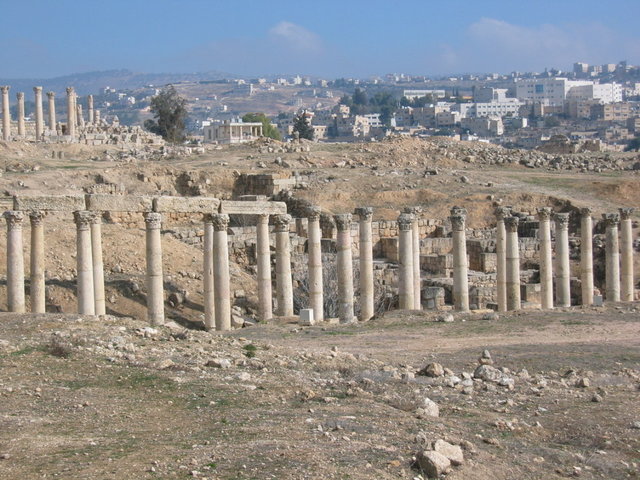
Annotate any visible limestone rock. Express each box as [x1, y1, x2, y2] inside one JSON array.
[[436, 313, 454, 323], [473, 364, 503, 383], [576, 377, 590, 388], [417, 397, 439, 417], [415, 450, 451, 477], [418, 362, 445, 377], [433, 439, 464, 466], [478, 349, 493, 365], [205, 358, 231, 369]]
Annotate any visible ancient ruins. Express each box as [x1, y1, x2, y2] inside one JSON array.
[[2, 190, 635, 329]]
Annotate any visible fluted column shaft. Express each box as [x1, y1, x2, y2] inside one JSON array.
[[398, 213, 414, 309], [34, 87, 44, 139], [603, 213, 621, 302], [16, 92, 25, 136], [90, 214, 105, 315], [144, 212, 164, 325], [66, 87, 76, 137], [47, 92, 56, 132], [620, 208, 634, 301], [257, 213, 273, 321], [495, 207, 509, 312], [74, 211, 95, 315], [554, 213, 571, 307], [355, 207, 374, 321], [505, 216, 521, 311], [4, 211, 25, 312], [537, 208, 553, 309], [335, 214, 354, 324], [2, 86, 11, 140], [29, 212, 46, 313], [450, 209, 469, 311], [212, 214, 231, 330], [404, 206, 422, 309], [274, 214, 294, 316], [580, 208, 594, 305], [307, 208, 323, 321], [202, 214, 215, 329]]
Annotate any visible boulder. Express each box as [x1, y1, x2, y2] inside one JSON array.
[[415, 450, 451, 477]]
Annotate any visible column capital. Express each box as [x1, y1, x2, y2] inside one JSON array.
[[257, 213, 270, 223], [33, 86, 43, 94], [66, 86, 75, 95], [273, 214, 292, 232], [28, 211, 46, 225], [1, 86, 10, 94], [73, 210, 93, 230], [3, 210, 24, 228], [450, 214, 466, 232], [553, 212, 570, 229], [16, 92, 24, 100], [202, 213, 215, 224], [495, 206, 511, 220], [211, 213, 229, 231], [580, 207, 593, 217], [602, 213, 620, 226], [403, 206, 422, 216], [334, 213, 352, 231], [536, 207, 552, 220], [354, 206, 373, 221], [89, 212, 102, 225], [144, 212, 162, 230], [307, 206, 321, 221], [46, 91, 55, 99], [397, 213, 414, 231], [619, 207, 634, 220], [504, 216, 519, 233], [450, 206, 467, 216]]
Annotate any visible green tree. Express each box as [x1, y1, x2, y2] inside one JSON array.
[[242, 112, 282, 140], [625, 136, 640, 152], [292, 112, 314, 140], [144, 85, 188, 143]]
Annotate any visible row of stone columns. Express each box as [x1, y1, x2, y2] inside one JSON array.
[[0, 85, 96, 140]]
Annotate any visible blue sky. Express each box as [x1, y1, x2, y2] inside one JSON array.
[[1, 0, 639, 78]]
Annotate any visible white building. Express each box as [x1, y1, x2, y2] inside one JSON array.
[[566, 83, 623, 103], [203, 120, 263, 144], [515, 78, 591, 105], [403, 89, 446, 100]]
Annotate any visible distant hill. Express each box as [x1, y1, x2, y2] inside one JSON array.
[[0, 69, 240, 97]]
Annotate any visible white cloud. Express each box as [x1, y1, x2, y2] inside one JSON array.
[[268, 21, 324, 54]]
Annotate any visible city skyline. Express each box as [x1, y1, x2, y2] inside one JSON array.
[[1, 0, 639, 79]]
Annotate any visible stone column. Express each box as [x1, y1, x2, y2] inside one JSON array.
[[619, 208, 634, 302], [404, 206, 422, 309], [4, 211, 25, 312], [90, 213, 106, 315], [2, 85, 11, 141], [274, 214, 294, 317], [307, 207, 323, 322], [29, 211, 46, 313], [95, 110, 101, 125], [144, 212, 164, 325], [33, 86, 44, 140], [87, 95, 94, 124], [73, 211, 95, 315], [77, 103, 85, 128], [537, 208, 554, 309], [47, 91, 56, 132], [335, 214, 355, 324], [202, 214, 215, 329], [494, 207, 510, 312], [355, 207, 374, 321], [66, 87, 76, 137], [450, 209, 469, 311], [16, 92, 25, 137], [256, 213, 273, 322], [212, 214, 231, 330], [603, 213, 621, 302], [397, 213, 415, 310], [580, 208, 594, 305], [554, 213, 571, 307], [505, 216, 521, 311]]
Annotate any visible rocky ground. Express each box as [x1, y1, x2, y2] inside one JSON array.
[[0, 136, 639, 478], [0, 307, 638, 479]]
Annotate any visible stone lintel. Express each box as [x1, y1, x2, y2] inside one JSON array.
[[153, 196, 220, 214], [219, 200, 287, 215], [13, 194, 85, 212], [85, 194, 153, 212]]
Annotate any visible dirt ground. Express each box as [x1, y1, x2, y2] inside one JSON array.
[[0, 137, 639, 479], [0, 307, 638, 479]]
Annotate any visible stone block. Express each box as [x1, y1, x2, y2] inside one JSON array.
[[153, 196, 220, 214], [219, 200, 287, 215], [86, 194, 153, 212], [14, 194, 86, 212], [299, 308, 315, 326]]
